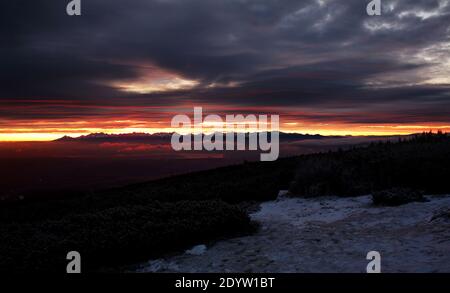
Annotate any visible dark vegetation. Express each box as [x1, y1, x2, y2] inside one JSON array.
[[431, 207, 450, 222], [0, 158, 298, 272], [1, 132, 448, 272], [372, 188, 426, 206], [289, 132, 450, 197], [0, 200, 252, 272]]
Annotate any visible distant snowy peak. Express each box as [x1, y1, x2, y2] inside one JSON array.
[[55, 132, 329, 142], [55, 132, 173, 142]]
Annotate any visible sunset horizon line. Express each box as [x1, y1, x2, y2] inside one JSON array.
[[1, 128, 448, 143]]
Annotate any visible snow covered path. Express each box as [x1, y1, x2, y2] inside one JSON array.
[[136, 195, 450, 273]]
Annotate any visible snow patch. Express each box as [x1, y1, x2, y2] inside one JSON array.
[[185, 244, 207, 256], [136, 194, 450, 273]]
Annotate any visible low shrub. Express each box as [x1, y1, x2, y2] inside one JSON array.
[[290, 133, 450, 197], [372, 188, 426, 206], [430, 208, 450, 222], [0, 200, 252, 272]]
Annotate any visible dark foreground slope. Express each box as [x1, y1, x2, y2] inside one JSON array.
[[0, 158, 298, 272], [0, 133, 448, 272], [290, 132, 450, 197], [1, 200, 252, 272]]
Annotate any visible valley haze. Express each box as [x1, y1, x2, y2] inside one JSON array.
[[0, 132, 402, 201]]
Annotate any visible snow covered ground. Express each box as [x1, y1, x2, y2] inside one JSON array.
[[136, 194, 450, 273]]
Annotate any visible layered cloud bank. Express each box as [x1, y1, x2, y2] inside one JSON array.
[[1, 0, 450, 140]]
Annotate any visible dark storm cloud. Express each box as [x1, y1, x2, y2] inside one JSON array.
[[1, 0, 449, 123]]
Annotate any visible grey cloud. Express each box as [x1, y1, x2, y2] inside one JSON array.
[[0, 0, 449, 124]]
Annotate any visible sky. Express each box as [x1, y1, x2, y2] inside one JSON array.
[[1, 0, 450, 141]]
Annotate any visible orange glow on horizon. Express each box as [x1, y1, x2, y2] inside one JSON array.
[[0, 121, 449, 141]]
